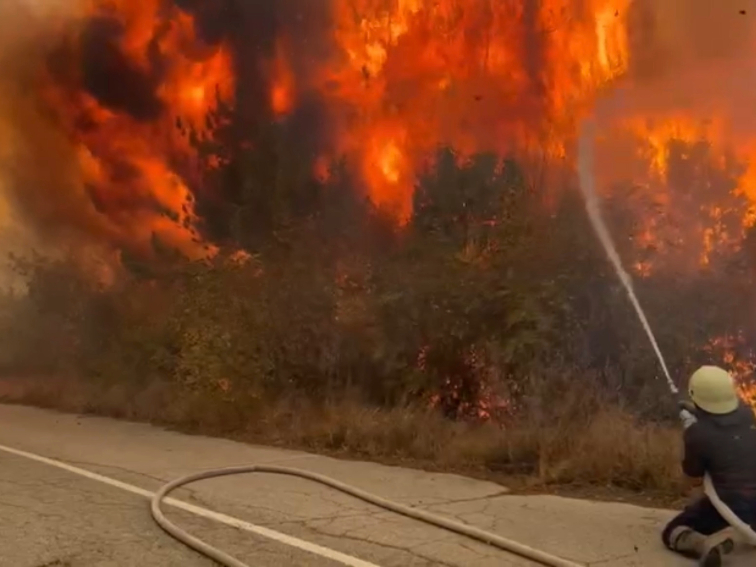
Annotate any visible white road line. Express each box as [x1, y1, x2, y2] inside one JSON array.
[[0, 442, 381, 567]]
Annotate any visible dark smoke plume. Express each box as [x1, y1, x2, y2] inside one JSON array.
[[79, 16, 165, 122]]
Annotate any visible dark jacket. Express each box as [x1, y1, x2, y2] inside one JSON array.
[[683, 403, 756, 493]]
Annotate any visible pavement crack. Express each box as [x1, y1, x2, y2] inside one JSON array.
[[307, 528, 461, 567], [0, 497, 32, 511], [586, 551, 640, 565], [421, 490, 510, 509]]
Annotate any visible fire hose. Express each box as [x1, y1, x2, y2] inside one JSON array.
[[149, 116, 755, 567], [151, 465, 585, 567]]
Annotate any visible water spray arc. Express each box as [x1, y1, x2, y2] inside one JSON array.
[[577, 115, 756, 547], [576, 119, 675, 393]]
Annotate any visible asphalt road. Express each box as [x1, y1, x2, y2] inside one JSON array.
[[0, 404, 753, 567]]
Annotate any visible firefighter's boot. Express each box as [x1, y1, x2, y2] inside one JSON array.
[[670, 526, 735, 567]]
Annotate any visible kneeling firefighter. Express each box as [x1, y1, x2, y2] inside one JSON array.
[[662, 365, 756, 567]]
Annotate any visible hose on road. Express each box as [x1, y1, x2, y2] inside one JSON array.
[[704, 472, 756, 546], [151, 465, 586, 567]]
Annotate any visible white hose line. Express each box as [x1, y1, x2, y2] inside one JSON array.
[[151, 465, 586, 567], [704, 474, 756, 546]]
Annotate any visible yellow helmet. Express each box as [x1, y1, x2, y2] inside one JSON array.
[[688, 366, 739, 415]]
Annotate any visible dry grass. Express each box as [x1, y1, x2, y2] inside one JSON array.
[[0, 375, 685, 497]]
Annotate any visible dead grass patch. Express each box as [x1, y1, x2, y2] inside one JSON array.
[[0, 376, 685, 497]]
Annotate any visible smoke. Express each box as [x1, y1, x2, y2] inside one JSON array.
[[0, 0, 89, 271], [0, 0, 338, 264], [587, 1, 756, 273], [77, 16, 165, 121], [617, 1, 756, 126], [629, 0, 754, 74], [175, 0, 337, 241], [0, 0, 207, 263], [175, 0, 333, 118]]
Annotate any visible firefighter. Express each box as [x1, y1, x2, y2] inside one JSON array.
[[662, 365, 756, 566]]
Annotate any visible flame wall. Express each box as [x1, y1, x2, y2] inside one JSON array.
[[1, 0, 756, 269]]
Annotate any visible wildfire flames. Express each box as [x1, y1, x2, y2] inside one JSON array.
[[319, 0, 631, 221], [1, 0, 754, 260], [2, 2, 756, 395], [26, 0, 235, 259]]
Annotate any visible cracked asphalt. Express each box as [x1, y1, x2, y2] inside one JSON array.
[[0, 405, 754, 567]]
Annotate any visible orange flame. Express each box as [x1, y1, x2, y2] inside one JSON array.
[[42, 0, 234, 258], [270, 37, 296, 117], [309, 0, 633, 220], [705, 335, 756, 410], [26, 0, 756, 273]]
